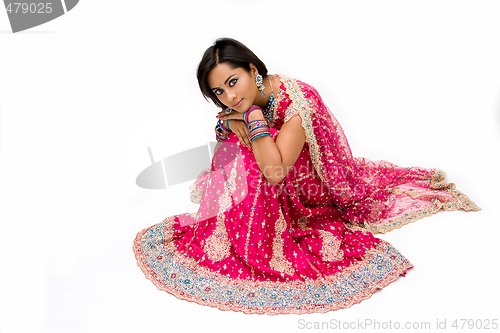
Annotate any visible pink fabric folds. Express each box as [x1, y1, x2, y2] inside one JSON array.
[[277, 77, 479, 233]]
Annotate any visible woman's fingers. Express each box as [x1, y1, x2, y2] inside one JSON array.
[[217, 112, 245, 121], [235, 123, 250, 148], [235, 132, 247, 148], [237, 128, 252, 149], [242, 128, 251, 147]]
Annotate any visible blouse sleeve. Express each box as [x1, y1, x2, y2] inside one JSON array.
[[284, 107, 301, 123]]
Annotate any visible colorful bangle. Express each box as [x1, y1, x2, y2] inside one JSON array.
[[217, 119, 231, 133], [249, 128, 269, 139], [247, 119, 268, 132], [215, 122, 230, 142], [215, 131, 229, 142], [249, 131, 270, 142], [250, 132, 270, 142], [248, 123, 270, 142]]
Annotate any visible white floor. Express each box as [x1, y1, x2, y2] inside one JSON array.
[[1, 1, 500, 332]]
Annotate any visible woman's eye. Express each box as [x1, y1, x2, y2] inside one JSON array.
[[214, 89, 223, 96], [229, 78, 237, 87]]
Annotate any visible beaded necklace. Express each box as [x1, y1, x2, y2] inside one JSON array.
[[263, 76, 276, 124]]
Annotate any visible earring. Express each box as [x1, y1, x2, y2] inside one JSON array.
[[255, 74, 266, 97]]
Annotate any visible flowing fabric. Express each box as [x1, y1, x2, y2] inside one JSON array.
[[133, 75, 480, 315]]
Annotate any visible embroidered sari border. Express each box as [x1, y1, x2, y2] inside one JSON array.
[[133, 219, 413, 315]]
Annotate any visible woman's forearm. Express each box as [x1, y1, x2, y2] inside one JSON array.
[[247, 109, 288, 184], [251, 136, 287, 184]]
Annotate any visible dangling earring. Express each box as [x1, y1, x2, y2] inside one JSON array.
[[255, 74, 266, 96]]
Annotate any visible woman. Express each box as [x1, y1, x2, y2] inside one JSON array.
[[133, 37, 480, 315]]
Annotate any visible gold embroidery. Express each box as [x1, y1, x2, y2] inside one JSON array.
[[365, 183, 481, 234], [318, 230, 344, 261], [203, 156, 241, 262], [280, 76, 327, 186], [163, 216, 176, 248], [297, 216, 308, 230], [204, 212, 231, 262], [269, 211, 295, 276], [245, 176, 263, 261]]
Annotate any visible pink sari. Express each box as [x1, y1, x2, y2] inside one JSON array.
[[133, 75, 479, 314]]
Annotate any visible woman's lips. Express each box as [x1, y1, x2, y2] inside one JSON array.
[[233, 99, 242, 108]]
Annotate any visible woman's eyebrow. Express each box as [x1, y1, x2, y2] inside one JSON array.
[[224, 74, 236, 85]]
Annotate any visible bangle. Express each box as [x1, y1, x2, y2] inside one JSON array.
[[243, 105, 263, 124], [215, 131, 229, 142], [217, 119, 231, 133], [247, 119, 268, 132], [248, 123, 270, 142], [215, 121, 230, 142], [250, 132, 270, 142]]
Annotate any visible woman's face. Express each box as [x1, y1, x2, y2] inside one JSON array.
[[207, 62, 258, 112]]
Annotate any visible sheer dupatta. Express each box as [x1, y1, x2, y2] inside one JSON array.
[[279, 76, 480, 233]]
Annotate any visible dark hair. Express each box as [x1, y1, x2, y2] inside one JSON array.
[[197, 37, 268, 109]]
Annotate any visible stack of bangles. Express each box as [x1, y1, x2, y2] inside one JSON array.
[[215, 119, 231, 142], [247, 119, 270, 142]]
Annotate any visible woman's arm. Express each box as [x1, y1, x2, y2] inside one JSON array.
[[248, 109, 305, 184]]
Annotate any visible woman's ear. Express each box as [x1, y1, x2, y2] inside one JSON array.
[[249, 63, 258, 77]]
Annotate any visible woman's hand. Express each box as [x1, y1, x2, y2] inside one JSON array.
[[217, 110, 252, 149], [228, 119, 252, 149]]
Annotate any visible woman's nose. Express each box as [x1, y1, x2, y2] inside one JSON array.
[[226, 89, 237, 100]]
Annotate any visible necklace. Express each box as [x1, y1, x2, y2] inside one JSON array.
[[263, 76, 276, 124]]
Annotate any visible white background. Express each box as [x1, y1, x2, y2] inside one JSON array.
[[1, 1, 499, 332]]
